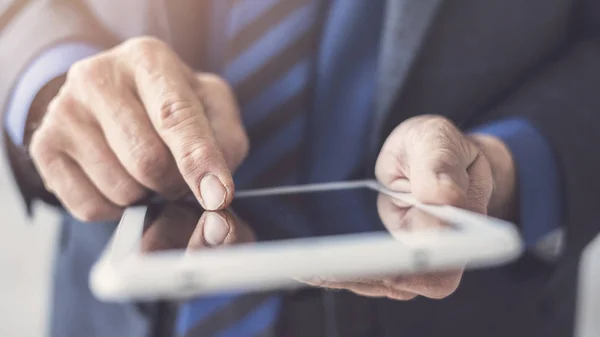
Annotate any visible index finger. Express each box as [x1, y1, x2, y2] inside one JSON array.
[[127, 38, 234, 210]]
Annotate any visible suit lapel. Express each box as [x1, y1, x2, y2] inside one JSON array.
[[368, 0, 444, 157]]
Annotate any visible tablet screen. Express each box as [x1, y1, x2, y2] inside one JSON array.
[[91, 182, 522, 301], [139, 185, 457, 254]]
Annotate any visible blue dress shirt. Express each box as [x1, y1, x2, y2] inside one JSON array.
[[3, 0, 559, 249]]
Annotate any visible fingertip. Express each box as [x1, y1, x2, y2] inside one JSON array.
[[202, 212, 231, 246], [198, 173, 233, 210]]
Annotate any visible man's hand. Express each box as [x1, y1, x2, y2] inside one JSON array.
[[305, 115, 517, 300], [29, 37, 248, 221], [375, 115, 516, 218]]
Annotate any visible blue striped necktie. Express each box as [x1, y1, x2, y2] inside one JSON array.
[[178, 1, 322, 336]]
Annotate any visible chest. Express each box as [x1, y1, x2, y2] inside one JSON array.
[[87, 0, 574, 136], [88, 0, 572, 95], [381, 0, 572, 129]]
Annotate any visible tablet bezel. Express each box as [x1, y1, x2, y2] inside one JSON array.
[[90, 180, 523, 301]]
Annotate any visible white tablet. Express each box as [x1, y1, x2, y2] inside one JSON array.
[[90, 180, 523, 302]]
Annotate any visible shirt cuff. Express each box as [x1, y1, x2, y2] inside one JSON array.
[[4, 43, 102, 146], [472, 118, 562, 248]]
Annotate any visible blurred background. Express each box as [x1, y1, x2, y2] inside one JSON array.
[[0, 155, 59, 337]]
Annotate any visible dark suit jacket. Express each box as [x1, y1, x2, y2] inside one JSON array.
[[2, 0, 600, 336]]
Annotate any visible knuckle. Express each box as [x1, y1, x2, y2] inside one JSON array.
[[43, 155, 69, 179], [178, 143, 214, 177], [46, 95, 63, 115], [130, 142, 171, 182], [110, 179, 146, 206], [46, 94, 78, 122], [228, 129, 250, 167], [67, 57, 114, 100], [123, 37, 170, 77], [197, 73, 234, 94], [68, 57, 105, 83], [28, 128, 51, 161], [195, 73, 240, 116], [157, 94, 196, 130], [29, 129, 64, 169], [80, 144, 108, 168], [195, 74, 241, 114], [71, 200, 113, 222], [124, 36, 167, 54]]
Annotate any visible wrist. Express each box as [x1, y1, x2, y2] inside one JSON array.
[[24, 74, 66, 149], [469, 134, 518, 221], [14, 74, 65, 203]]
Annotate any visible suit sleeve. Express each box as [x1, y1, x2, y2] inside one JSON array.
[[0, 1, 117, 113], [4, 43, 102, 145], [477, 32, 600, 256], [467, 4, 600, 327], [473, 118, 562, 252]]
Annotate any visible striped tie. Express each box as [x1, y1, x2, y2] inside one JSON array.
[[227, 0, 321, 189], [178, 1, 322, 336]]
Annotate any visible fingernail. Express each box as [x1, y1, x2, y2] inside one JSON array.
[[203, 213, 229, 246], [199, 174, 227, 210]]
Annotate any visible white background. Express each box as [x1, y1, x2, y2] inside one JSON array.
[[0, 156, 59, 337]]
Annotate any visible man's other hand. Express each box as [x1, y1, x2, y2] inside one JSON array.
[[304, 115, 517, 300], [29, 37, 248, 221]]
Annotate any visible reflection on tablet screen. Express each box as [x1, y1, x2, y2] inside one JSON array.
[[140, 187, 457, 253]]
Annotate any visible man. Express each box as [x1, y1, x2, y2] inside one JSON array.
[[1, 0, 599, 336]]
